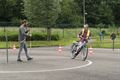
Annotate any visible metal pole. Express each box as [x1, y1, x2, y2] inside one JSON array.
[[113, 40, 114, 51], [83, 0, 86, 25], [29, 27, 32, 48], [4, 26, 9, 63], [63, 28, 64, 38]]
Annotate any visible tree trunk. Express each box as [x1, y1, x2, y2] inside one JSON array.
[[47, 27, 51, 41]]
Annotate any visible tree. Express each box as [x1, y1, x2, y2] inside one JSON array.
[[0, 0, 25, 23], [108, 0, 120, 25], [24, 0, 61, 40], [24, 0, 61, 26], [0, 0, 13, 21], [12, 0, 25, 20], [97, 1, 114, 25], [56, 0, 83, 27], [74, 0, 114, 26]]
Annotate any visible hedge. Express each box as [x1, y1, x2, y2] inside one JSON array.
[[0, 34, 60, 41]]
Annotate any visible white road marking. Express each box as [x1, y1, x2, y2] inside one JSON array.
[[0, 60, 92, 74]]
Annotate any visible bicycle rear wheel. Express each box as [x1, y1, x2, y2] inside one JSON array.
[[80, 45, 88, 61]]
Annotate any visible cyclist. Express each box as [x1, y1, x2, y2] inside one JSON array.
[[72, 24, 91, 59]]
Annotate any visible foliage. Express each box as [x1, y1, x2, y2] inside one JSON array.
[[24, 0, 61, 27], [0, 0, 120, 27], [56, 0, 83, 27], [0, 0, 25, 22], [0, 33, 60, 41]]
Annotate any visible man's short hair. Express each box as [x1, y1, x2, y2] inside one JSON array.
[[21, 19, 27, 24]]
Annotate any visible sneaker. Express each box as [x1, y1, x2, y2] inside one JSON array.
[[17, 59, 23, 62], [27, 57, 33, 61]]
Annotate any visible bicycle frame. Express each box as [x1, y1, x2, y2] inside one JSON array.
[[71, 40, 88, 61]]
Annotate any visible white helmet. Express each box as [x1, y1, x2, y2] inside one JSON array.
[[84, 24, 89, 28]]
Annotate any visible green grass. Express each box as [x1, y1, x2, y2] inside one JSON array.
[[91, 38, 120, 48], [0, 37, 120, 49], [0, 39, 73, 49], [0, 27, 120, 48]]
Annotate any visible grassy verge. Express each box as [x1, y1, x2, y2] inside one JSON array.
[[0, 37, 120, 49], [0, 39, 73, 49], [0, 27, 120, 49]]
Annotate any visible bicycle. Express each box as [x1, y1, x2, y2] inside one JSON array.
[[71, 38, 88, 61]]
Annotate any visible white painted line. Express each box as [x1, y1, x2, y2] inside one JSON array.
[[0, 60, 92, 74]]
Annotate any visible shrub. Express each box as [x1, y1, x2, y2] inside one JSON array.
[[51, 34, 60, 40], [0, 33, 60, 41], [31, 34, 47, 41]]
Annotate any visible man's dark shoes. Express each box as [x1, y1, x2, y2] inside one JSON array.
[[27, 57, 33, 61], [17, 59, 23, 62]]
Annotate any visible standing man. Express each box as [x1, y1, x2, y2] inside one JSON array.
[[17, 19, 33, 62]]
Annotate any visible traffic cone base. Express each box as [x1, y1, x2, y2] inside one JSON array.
[[12, 44, 16, 53], [58, 45, 63, 53], [88, 45, 94, 56]]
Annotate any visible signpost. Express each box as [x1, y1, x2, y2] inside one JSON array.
[[99, 32, 103, 42], [4, 26, 9, 63], [110, 33, 116, 51]]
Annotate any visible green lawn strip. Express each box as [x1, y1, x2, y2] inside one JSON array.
[[0, 37, 120, 49], [0, 27, 120, 49], [0, 39, 73, 49], [91, 38, 120, 48]]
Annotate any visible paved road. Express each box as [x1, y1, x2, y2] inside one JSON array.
[[0, 47, 120, 80]]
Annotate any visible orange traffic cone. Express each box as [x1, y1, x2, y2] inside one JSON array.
[[88, 45, 94, 55], [58, 45, 63, 53], [12, 44, 16, 53]]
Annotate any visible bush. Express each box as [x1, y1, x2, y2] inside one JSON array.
[[31, 34, 47, 41], [8, 34, 18, 41], [0, 33, 60, 41], [101, 30, 106, 35], [51, 34, 60, 40]]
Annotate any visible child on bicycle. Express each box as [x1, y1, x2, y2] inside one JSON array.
[[72, 24, 91, 59]]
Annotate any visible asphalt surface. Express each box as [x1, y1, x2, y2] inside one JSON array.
[[0, 47, 120, 80]]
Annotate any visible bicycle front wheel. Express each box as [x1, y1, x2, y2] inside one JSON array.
[[70, 43, 78, 59], [80, 45, 88, 61]]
